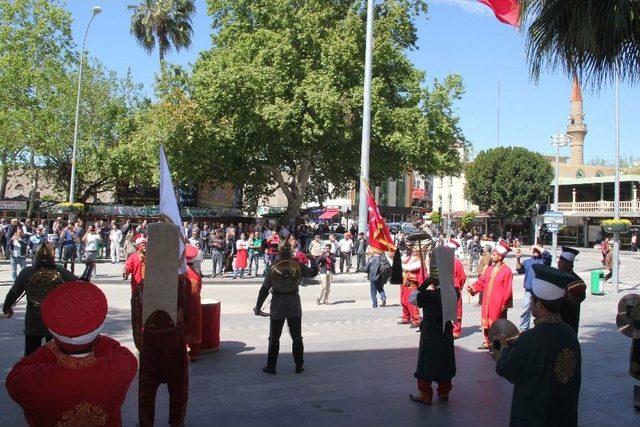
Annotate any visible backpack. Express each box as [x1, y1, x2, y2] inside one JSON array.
[[377, 256, 391, 284]]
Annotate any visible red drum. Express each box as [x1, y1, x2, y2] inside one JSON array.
[[201, 299, 220, 352]]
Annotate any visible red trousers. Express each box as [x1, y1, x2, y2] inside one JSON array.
[[482, 310, 508, 346], [453, 293, 463, 337], [400, 286, 420, 325], [417, 379, 453, 397], [139, 311, 189, 427]]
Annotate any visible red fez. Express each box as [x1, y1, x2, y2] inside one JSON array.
[[494, 240, 511, 257], [41, 281, 107, 352], [185, 244, 198, 262]]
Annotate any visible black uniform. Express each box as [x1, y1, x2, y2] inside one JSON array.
[[255, 255, 317, 371], [496, 315, 581, 427], [2, 261, 77, 356], [414, 289, 456, 383], [559, 271, 586, 334]]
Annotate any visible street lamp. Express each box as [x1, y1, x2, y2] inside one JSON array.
[[613, 69, 621, 292], [68, 6, 102, 205], [550, 132, 572, 265]]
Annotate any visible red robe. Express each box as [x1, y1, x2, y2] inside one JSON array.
[[185, 265, 203, 361], [471, 262, 513, 344], [401, 256, 425, 325], [6, 336, 137, 427], [125, 251, 145, 351], [124, 251, 145, 295], [452, 258, 467, 337]]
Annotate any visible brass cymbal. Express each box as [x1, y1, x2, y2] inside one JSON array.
[[617, 293, 640, 338], [488, 319, 520, 361]]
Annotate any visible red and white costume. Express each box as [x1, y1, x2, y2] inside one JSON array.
[[124, 235, 146, 350], [6, 281, 137, 427], [185, 245, 203, 362], [448, 240, 467, 338], [401, 254, 425, 326], [469, 241, 513, 346]]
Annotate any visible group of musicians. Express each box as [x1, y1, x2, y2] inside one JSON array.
[[1, 225, 638, 426]]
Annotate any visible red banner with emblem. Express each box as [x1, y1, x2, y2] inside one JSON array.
[[365, 182, 396, 253], [478, 0, 520, 27]]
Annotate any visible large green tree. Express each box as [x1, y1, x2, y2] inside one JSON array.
[[190, 0, 464, 221], [129, 0, 196, 65], [520, 0, 640, 85], [465, 147, 553, 227], [0, 0, 74, 199]]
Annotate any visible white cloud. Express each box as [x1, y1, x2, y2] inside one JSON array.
[[430, 0, 492, 17]]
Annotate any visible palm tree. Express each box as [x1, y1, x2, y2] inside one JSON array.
[[520, 0, 640, 86], [128, 0, 195, 66]]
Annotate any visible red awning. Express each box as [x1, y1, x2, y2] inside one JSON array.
[[319, 209, 340, 220]]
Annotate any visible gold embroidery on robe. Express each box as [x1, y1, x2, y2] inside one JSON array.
[[555, 348, 577, 384], [56, 402, 108, 427]]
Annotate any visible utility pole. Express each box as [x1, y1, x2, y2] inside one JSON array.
[[358, 0, 375, 235], [550, 132, 572, 265]]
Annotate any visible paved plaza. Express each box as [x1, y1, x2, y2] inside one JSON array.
[[1, 248, 639, 426]]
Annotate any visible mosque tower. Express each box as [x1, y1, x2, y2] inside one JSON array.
[[566, 75, 588, 165]]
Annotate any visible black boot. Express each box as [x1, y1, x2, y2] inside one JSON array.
[[265, 337, 279, 373], [292, 336, 304, 373]]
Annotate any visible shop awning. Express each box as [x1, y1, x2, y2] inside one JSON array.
[[319, 209, 340, 220]]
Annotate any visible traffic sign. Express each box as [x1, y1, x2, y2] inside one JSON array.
[[544, 211, 565, 225]]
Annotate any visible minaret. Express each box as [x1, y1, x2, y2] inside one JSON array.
[[566, 75, 587, 165]]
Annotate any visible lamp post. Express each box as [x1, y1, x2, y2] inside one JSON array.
[[613, 69, 621, 292], [68, 6, 102, 205], [550, 132, 572, 265], [358, 0, 375, 235]]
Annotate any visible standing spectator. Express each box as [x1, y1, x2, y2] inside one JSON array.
[[476, 244, 493, 305], [123, 230, 136, 259], [139, 219, 148, 236], [264, 232, 280, 275], [200, 223, 211, 256], [316, 244, 336, 305], [237, 222, 245, 236], [327, 233, 338, 255], [99, 221, 110, 259], [262, 225, 273, 241], [122, 219, 133, 237], [233, 233, 248, 279], [601, 237, 610, 265], [109, 222, 123, 264], [39, 219, 49, 234], [60, 223, 78, 274], [48, 219, 61, 261], [247, 232, 262, 277], [191, 220, 200, 238], [0, 217, 8, 259], [339, 233, 354, 273], [223, 232, 236, 273], [28, 226, 46, 260], [468, 235, 482, 273], [188, 230, 200, 247], [355, 232, 368, 272], [9, 228, 28, 280], [308, 235, 323, 258], [364, 248, 389, 308], [75, 219, 85, 261], [631, 232, 638, 252], [83, 224, 102, 277], [226, 223, 237, 237], [22, 218, 33, 237], [604, 242, 616, 282], [181, 221, 191, 239], [6, 218, 19, 259], [209, 230, 224, 278]]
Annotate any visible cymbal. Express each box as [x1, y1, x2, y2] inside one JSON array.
[[617, 293, 640, 338], [406, 232, 432, 242], [488, 319, 519, 361]]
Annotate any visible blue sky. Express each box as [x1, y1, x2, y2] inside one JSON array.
[[65, 0, 638, 164]]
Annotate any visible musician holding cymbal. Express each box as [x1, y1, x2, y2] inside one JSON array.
[[2, 243, 77, 356], [495, 264, 582, 427]]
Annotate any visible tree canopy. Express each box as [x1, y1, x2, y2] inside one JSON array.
[[465, 147, 553, 223], [185, 0, 464, 220]]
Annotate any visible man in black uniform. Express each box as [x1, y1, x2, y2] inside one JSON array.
[[557, 246, 587, 334], [254, 241, 318, 374], [2, 243, 77, 356], [496, 264, 582, 427]]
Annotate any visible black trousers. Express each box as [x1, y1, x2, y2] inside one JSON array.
[[25, 334, 52, 356], [267, 316, 303, 369]]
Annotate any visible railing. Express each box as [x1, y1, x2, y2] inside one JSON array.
[[556, 200, 638, 213]]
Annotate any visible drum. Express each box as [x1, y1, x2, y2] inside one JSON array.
[[201, 299, 220, 352]]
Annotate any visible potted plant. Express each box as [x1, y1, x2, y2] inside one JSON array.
[[602, 219, 631, 234], [58, 202, 85, 213]]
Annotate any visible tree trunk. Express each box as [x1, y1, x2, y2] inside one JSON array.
[[27, 150, 37, 218], [0, 149, 8, 199], [269, 158, 313, 227]]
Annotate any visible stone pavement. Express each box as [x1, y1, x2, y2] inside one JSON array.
[[1, 248, 639, 426]]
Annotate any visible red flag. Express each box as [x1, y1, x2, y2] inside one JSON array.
[[479, 0, 520, 27], [365, 183, 396, 252]]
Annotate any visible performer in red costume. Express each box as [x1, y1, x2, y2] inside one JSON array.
[[398, 244, 425, 328], [138, 223, 190, 427], [467, 240, 513, 349], [123, 235, 146, 350], [448, 239, 467, 339], [6, 281, 137, 427], [184, 244, 203, 362]]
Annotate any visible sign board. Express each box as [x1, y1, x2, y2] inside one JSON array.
[[544, 211, 565, 225], [0, 200, 28, 211], [546, 224, 561, 233], [412, 188, 426, 200]]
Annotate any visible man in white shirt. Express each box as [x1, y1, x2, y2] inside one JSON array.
[[109, 223, 123, 264], [308, 235, 323, 258], [338, 233, 354, 274]]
